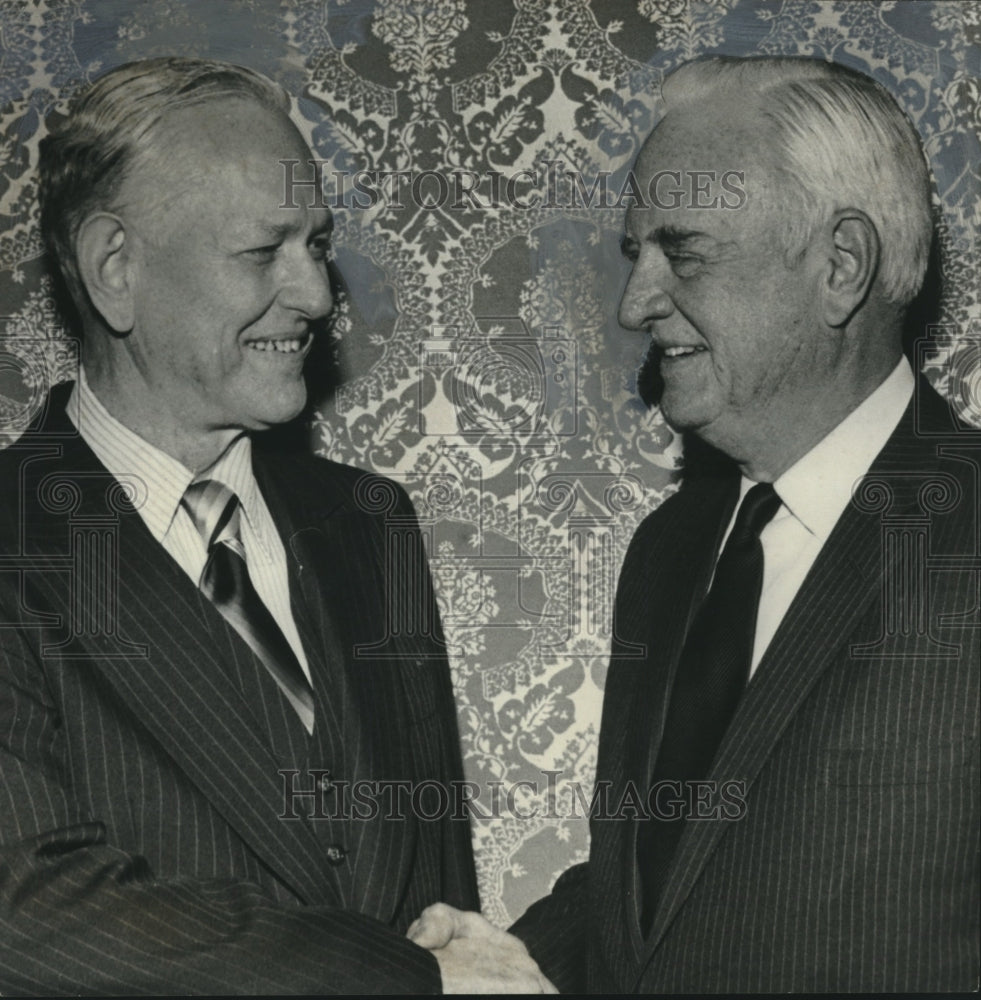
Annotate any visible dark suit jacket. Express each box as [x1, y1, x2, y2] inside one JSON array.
[[0, 383, 478, 994], [513, 379, 979, 992]]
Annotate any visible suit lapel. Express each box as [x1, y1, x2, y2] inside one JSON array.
[[103, 515, 334, 903], [608, 473, 738, 965], [637, 390, 948, 972], [622, 474, 740, 792], [21, 391, 333, 904]]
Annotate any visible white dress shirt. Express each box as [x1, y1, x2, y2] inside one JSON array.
[[718, 359, 915, 676], [67, 367, 312, 693]]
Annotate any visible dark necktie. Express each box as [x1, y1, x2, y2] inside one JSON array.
[[638, 481, 781, 935], [182, 479, 315, 734]]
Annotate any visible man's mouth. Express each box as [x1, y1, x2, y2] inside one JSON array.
[[246, 333, 312, 355], [661, 345, 707, 359]]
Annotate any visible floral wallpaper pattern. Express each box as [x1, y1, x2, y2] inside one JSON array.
[[1, 0, 978, 924]]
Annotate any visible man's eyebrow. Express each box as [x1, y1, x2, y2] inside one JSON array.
[[246, 216, 333, 241], [651, 225, 713, 249], [620, 225, 720, 257]]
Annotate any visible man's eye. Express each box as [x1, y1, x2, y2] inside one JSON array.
[[666, 253, 701, 276], [246, 244, 280, 261], [620, 240, 639, 263]]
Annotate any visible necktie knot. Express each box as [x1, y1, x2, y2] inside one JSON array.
[[728, 481, 781, 547], [182, 479, 239, 550]]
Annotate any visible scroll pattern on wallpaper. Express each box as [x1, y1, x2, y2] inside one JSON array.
[[1, 0, 978, 923]]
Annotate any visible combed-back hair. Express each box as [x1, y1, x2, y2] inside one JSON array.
[[661, 56, 933, 306], [39, 57, 291, 311]]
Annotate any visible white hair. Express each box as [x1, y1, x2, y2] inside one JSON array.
[[661, 57, 933, 306]]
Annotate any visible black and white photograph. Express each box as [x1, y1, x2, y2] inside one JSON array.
[[0, 0, 978, 993]]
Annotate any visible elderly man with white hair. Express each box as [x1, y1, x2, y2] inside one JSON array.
[[409, 55, 979, 993]]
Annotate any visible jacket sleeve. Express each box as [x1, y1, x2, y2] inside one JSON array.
[[509, 863, 589, 994], [0, 615, 444, 997]]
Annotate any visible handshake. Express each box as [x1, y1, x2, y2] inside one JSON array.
[[407, 903, 557, 994]]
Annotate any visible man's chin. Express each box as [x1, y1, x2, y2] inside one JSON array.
[[658, 393, 714, 435], [246, 387, 309, 430]]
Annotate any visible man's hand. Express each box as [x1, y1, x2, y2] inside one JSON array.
[[408, 902, 557, 994]]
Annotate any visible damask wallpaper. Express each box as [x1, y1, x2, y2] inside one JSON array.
[[1, 0, 978, 926]]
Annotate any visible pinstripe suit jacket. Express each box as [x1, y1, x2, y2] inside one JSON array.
[[512, 379, 980, 992], [0, 383, 478, 995]]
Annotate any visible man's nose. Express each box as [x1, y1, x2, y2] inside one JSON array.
[[282, 251, 334, 320], [618, 257, 675, 331]]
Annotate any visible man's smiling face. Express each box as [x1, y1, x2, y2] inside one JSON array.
[[119, 98, 333, 443], [618, 99, 828, 461]]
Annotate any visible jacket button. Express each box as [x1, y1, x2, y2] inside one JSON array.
[[326, 844, 347, 865]]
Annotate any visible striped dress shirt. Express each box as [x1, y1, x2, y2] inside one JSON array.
[[67, 366, 312, 691]]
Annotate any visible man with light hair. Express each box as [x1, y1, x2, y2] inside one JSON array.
[[0, 57, 555, 994], [409, 55, 978, 992]]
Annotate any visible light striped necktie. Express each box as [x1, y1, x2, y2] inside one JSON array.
[[182, 479, 315, 734]]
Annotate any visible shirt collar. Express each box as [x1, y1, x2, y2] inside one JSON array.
[[68, 366, 195, 544], [768, 358, 914, 541], [67, 366, 266, 555]]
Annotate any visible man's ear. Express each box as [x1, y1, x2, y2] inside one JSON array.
[[75, 212, 135, 334], [822, 209, 880, 328]]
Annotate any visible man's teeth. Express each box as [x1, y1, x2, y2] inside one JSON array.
[[663, 346, 703, 358], [248, 337, 307, 354]]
